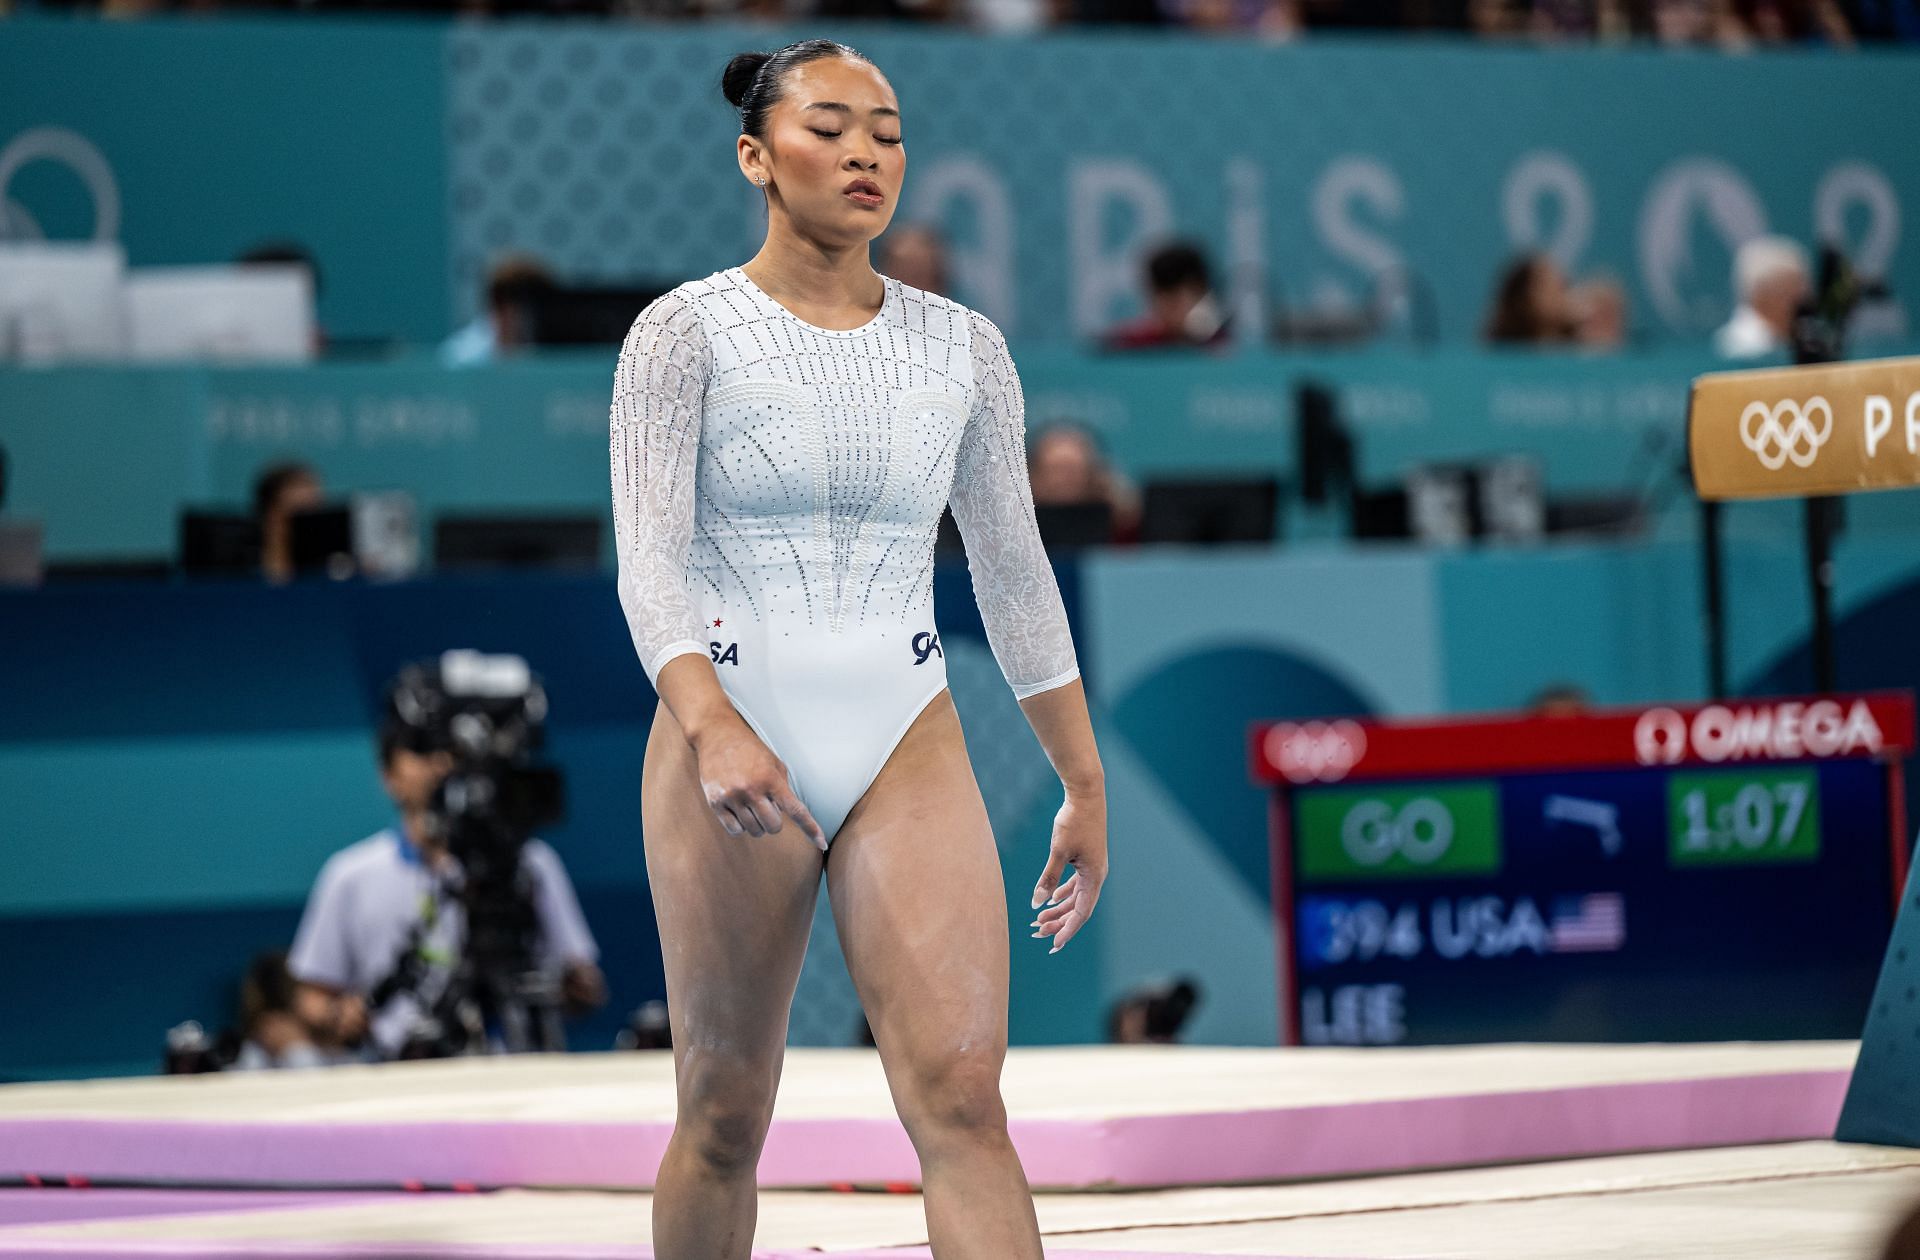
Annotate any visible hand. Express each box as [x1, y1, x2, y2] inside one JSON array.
[[694, 718, 827, 851], [562, 960, 608, 1012], [333, 992, 369, 1046], [1029, 789, 1107, 955]]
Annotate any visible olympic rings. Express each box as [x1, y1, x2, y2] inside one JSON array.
[[1739, 396, 1832, 471]]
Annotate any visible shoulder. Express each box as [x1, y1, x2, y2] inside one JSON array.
[[521, 837, 565, 874], [897, 280, 1003, 344], [315, 830, 400, 890], [622, 278, 719, 348]]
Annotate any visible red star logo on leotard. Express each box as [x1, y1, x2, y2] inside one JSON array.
[[712, 618, 723, 627]]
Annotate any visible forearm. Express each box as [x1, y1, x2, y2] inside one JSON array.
[[654, 651, 749, 750], [1017, 676, 1104, 797]]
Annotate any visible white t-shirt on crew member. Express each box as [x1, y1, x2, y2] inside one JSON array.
[[1713, 304, 1782, 359], [287, 826, 600, 1056]]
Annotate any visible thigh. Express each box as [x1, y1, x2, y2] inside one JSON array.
[[825, 690, 1010, 1066], [642, 703, 823, 1083]]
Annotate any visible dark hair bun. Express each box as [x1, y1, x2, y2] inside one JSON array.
[[722, 52, 771, 110]]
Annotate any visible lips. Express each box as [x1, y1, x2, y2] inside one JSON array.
[[844, 179, 884, 202]]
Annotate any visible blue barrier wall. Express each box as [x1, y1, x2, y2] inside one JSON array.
[[5, 17, 1918, 346], [6, 536, 1916, 1078], [0, 563, 1081, 1080]]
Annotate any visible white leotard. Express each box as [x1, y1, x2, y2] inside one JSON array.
[[610, 265, 1079, 844]]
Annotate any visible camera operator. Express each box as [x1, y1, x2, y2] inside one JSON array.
[[287, 677, 607, 1062]]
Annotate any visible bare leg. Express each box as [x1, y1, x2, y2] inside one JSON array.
[[825, 690, 1044, 1259], [642, 703, 823, 1259]]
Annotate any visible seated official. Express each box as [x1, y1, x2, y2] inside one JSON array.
[[287, 720, 607, 1061]]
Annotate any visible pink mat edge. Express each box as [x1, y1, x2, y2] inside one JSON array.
[[0, 1066, 1851, 1192], [0, 1246, 1345, 1260]]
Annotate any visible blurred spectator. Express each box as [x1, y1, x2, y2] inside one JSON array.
[[1162, 0, 1302, 34], [230, 950, 348, 1070], [1100, 241, 1231, 351], [1713, 235, 1810, 359], [441, 254, 557, 367], [286, 710, 607, 1062], [1735, 0, 1855, 40], [1106, 976, 1201, 1043], [1482, 253, 1579, 345], [1571, 274, 1629, 350], [1057, 0, 1169, 22], [879, 223, 952, 297], [237, 240, 327, 357], [253, 461, 324, 585], [1028, 421, 1142, 542], [1646, 0, 1754, 45]]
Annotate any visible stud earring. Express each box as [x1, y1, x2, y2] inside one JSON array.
[[754, 176, 766, 186]]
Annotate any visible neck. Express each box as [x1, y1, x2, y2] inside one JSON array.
[[743, 222, 881, 310], [401, 811, 446, 864]]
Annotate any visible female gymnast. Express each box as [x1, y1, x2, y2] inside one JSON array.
[[608, 38, 1109, 1259]]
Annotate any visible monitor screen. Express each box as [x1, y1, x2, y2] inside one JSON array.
[[435, 515, 602, 571], [0, 241, 127, 363], [125, 265, 315, 362]]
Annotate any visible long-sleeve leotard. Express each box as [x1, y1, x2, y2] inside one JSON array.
[[609, 268, 1079, 703]]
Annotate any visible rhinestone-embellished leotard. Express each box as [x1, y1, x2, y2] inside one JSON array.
[[610, 266, 1080, 844]]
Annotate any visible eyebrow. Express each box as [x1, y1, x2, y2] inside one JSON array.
[[803, 101, 901, 120]]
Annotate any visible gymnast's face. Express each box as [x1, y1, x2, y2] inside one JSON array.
[[745, 57, 904, 245]]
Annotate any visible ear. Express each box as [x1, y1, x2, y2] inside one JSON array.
[[738, 136, 769, 188]]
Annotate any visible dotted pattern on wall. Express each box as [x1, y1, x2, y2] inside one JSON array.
[[785, 634, 1060, 1046], [445, 25, 1325, 340], [1836, 853, 1920, 1146], [440, 25, 1920, 344]]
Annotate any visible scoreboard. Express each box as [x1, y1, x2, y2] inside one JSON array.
[[1250, 693, 1916, 1046]]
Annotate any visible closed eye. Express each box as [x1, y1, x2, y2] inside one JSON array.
[[810, 128, 903, 145]]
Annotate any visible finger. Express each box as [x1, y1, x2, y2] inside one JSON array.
[[1050, 911, 1090, 954], [727, 795, 767, 837], [1045, 872, 1081, 906], [1031, 849, 1069, 910], [1033, 884, 1079, 923], [774, 784, 828, 851], [1034, 900, 1074, 927], [747, 792, 785, 836], [709, 799, 745, 837]]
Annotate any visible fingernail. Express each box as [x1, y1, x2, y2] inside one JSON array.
[[1049, 944, 1061, 954], [1030, 890, 1044, 910], [1029, 930, 1044, 938]]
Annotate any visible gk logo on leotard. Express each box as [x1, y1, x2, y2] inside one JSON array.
[[911, 631, 942, 665], [710, 641, 739, 666]]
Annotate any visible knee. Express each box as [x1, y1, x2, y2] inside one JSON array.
[[677, 1052, 778, 1175], [897, 1044, 1009, 1141]]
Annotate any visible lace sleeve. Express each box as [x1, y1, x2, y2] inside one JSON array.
[[610, 289, 710, 689], [948, 309, 1081, 700]]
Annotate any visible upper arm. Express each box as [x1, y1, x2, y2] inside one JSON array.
[[950, 311, 1027, 514], [947, 310, 1081, 699], [287, 858, 354, 989], [609, 289, 713, 686]]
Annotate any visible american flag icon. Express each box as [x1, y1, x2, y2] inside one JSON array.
[[1549, 893, 1627, 954]]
